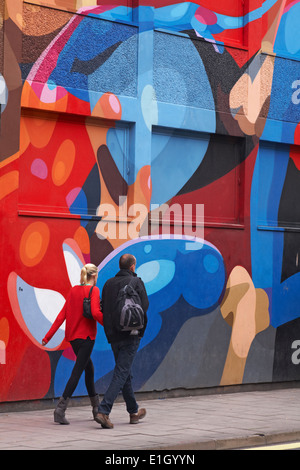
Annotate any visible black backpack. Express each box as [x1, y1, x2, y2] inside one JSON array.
[[115, 279, 145, 332]]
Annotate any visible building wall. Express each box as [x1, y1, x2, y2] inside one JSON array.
[[1, 0, 300, 402]]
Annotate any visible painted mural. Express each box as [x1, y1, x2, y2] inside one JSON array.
[[1, 0, 300, 402]]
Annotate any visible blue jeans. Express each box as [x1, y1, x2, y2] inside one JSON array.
[[98, 337, 140, 415]]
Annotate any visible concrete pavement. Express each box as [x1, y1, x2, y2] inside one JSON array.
[[1, 388, 300, 450]]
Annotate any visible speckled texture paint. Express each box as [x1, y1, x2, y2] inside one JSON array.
[[153, 31, 215, 109]]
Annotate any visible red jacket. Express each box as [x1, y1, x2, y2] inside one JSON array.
[[43, 285, 103, 344]]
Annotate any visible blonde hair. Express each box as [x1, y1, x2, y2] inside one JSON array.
[[80, 263, 98, 285]]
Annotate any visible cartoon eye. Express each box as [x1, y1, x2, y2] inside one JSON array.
[[8, 272, 65, 349], [7, 239, 86, 350]]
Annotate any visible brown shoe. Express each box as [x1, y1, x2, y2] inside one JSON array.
[[95, 412, 114, 429], [130, 408, 146, 424]]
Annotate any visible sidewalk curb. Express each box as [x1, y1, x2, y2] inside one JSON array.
[[149, 430, 300, 450]]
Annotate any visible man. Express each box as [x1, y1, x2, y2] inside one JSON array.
[[95, 253, 149, 428]]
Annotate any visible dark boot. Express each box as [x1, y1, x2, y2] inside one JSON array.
[[54, 397, 70, 425], [90, 395, 99, 420]]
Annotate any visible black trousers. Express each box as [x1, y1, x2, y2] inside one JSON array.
[[62, 337, 96, 400]]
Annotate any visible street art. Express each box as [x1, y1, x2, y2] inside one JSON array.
[[1, 0, 300, 402]]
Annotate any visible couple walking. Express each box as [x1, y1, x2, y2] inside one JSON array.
[[42, 254, 149, 429]]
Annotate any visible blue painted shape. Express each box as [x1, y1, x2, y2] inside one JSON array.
[[49, 16, 138, 99], [69, 164, 100, 228], [94, 236, 225, 391], [154, 2, 198, 32], [153, 31, 214, 109], [106, 127, 127, 183], [87, 34, 138, 98], [151, 130, 210, 205], [250, 143, 289, 290], [271, 272, 300, 328], [267, 56, 300, 123], [69, 188, 88, 216], [55, 233, 225, 395], [97, 236, 225, 347], [250, 142, 300, 328], [136, 260, 176, 296], [203, 253, 220, 274], [274, 3, 300, 59], [95, 6, 133, 23]]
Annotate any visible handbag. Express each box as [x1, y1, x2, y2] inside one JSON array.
[[83, 286, 94, 320]]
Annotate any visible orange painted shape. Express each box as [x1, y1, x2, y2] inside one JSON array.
[[23, 114, 57, 149], [74, 226, 90, 255], [21, 81, 68, 113], [52, 139, 76, 186], [19, 222, 50, 267], [92, 93, 122, 120], [0, 318, 10, 346], [0, 171, 19, 200]]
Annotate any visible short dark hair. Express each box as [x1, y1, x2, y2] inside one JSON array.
[[119, 254, 136, 270]]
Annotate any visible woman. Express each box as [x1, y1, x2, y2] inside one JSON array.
[[42, 263, 103, 425]]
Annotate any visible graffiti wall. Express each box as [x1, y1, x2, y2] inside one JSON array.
[[1, 0, 300, 402]]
